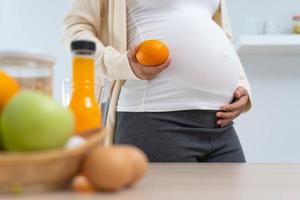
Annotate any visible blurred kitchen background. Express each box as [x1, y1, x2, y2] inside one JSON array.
[[0, 0, 299, 163]]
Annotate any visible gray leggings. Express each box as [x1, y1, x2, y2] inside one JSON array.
[[115, 110, 245, 163]]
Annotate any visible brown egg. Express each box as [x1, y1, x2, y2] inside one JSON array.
[[82, 147, 133, 191], [119, 145, 149, 186]]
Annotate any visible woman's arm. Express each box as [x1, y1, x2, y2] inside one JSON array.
[[213, 0, 252, 112], [63, 0, 140, 83], [213, 0, 233, 41]]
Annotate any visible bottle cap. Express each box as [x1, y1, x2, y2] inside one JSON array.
[[71, 40, 96, 52]]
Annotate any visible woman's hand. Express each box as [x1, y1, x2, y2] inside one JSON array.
[[216, 87, 250, 127], [127, 46, 171, 80]]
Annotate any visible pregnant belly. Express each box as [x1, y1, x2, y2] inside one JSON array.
[[125, 14, 242, 109], [144, 18, 240, 98], [123, 10, 242, 111]]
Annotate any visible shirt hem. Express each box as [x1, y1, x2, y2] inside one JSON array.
[[117, 104, 223, 112]]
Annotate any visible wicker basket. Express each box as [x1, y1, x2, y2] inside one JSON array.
[[0, 129, 106, 193]]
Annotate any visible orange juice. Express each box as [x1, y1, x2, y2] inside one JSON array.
[[69, 41, 101, 134]]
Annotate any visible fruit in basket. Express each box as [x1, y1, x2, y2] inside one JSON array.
[[0, 115, 3, 150], [0, 70, 20, 113], [1, 90, 74, 151], [82, 145, 148, 192], [136, 40, 169, 66]]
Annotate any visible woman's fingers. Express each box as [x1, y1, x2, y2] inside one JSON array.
[[128, 45, 139, 63], [216, 98, 247, 127], [217, 110, 240, 119], [221, 96, 248, 112], [234, 87, 248, 99], [217, 117, 235, 127], [216, 87, 250, 127], [139, 65, 167, 80], [128, 45, 171, 81], [216, 110, 240, 127], [156, 57, 172, 71]]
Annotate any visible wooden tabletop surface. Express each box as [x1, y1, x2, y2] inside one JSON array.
[[3, 164, 300, 200]]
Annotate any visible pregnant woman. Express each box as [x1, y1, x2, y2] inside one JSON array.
[[64, 0, 252, 162]]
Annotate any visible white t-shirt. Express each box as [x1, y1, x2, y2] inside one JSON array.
[[117, 0, 242, 112]]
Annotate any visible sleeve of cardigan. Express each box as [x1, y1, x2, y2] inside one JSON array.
[[213, 0, 252, 112], [63, 0, 140, 82]]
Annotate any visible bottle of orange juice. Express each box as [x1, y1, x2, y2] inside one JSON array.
[[69, 40, 101, 134]]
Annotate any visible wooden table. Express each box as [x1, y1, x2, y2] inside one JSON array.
[[3, 164, 300, 200]]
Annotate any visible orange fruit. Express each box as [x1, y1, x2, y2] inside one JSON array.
[[136, 40, 169, 66], [0, 70, 20, 112], [72, 176, 96, 193]]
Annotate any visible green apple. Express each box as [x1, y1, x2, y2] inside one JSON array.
[[1, 90, 75, 152], [0, 115, 3, 150]]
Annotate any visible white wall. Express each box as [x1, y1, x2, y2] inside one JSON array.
[[0, 0, 299, 162], [227, 0, 300, 36], [234, 54, 300, 163], [227, 0, 300, 162], [0, 0, 4, 46], [0, 0, 71, 101]]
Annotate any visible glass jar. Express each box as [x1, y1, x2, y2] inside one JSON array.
[[0, 51, 55, 96], [293, 15, 300, 34]]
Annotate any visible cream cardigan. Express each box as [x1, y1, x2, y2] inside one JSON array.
[[63, 0, 251, 144]]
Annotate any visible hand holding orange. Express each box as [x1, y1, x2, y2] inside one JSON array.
[[128, 40, 171, 80], [136, 40, 170, 66]]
